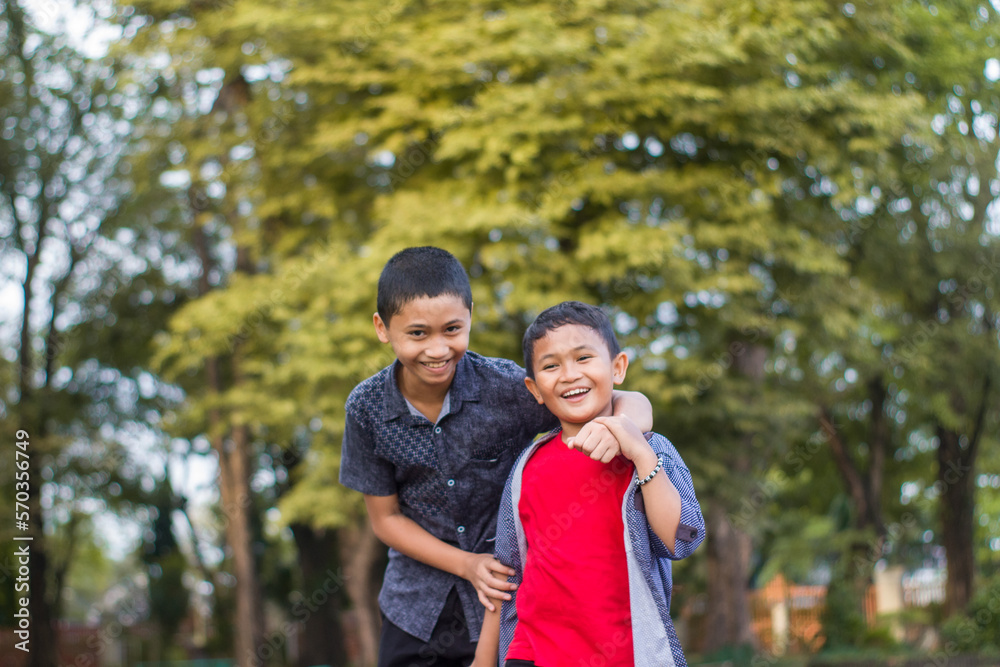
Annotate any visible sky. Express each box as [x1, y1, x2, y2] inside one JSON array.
[[25, 0, 122, 58]]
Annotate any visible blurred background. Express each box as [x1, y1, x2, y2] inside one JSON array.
[[1, 0, 999, 665]]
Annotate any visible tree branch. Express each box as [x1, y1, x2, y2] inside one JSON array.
[[178, 497, 216, 585], [40, 240, 85, 388], [966, 372, 992, 467], [866, 379, 887, 533], [819, 407, 869, 528]]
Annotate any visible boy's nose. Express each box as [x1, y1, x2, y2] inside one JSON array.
[[559, 362, 583, 381], [426, 339, 449, 359]]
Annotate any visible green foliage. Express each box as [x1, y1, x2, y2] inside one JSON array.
[[976, 441, 1000, 571], [693, 643, 757, 666], [0, 0, 197, 640], [164, 0, 938, 532], [55, 519, 123, 623], [113, 0, 1000, 655], [146, 550, 190, 645], [940, 573, 1000, 654], [819, 569, 877, 652]]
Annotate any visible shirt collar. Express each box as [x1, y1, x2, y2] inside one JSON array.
[[403, 392, 451, 424], [380, 354, 480, 423], [450, 352, 480, 404], [530, 428, 562, 448]]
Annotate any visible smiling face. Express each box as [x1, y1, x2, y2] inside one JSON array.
[[373, 294, 472, 399], [524, 324, 628, 439]]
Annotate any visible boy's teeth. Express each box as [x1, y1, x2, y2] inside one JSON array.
[[563, 388, 588, 397], [425, 361, 447, 368]]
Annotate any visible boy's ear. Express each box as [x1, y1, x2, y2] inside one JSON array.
[[373, 312, 390, 344], [524, 376, 545, 405], [612, 351, 629, 385]]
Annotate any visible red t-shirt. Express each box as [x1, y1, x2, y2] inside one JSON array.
[[507, 432, 636, 667]]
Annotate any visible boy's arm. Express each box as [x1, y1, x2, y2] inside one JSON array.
[[643, 436, 705, 560], [364, 494, 516, 611], [566, 390, 653, 462], [591, 416, 683, 552], [470, 606, 501, 667], [611, 389, 653, 431]]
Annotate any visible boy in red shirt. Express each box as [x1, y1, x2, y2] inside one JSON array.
[[473, 301, 705, 667]]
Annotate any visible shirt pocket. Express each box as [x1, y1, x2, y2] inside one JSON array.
[[464, 442, 517, 518], [470, 437, 518, 462]]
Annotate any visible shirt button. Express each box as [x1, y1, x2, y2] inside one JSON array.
[[457, 526, 465, 533], [447, 479, 455, 487], [434, 426, 442, 434]]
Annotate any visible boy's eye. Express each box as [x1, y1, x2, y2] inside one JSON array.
[[578, 355, 592, 362], [542, 363, 558, 371], [408, 330, 426, 338]]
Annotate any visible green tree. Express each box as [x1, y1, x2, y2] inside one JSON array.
[[1, 1, 192, 663], [125, 3, 350, 661], [125, 0, 998, 658], [720, 0, 999, 638], [799, 0, 1000, 621]]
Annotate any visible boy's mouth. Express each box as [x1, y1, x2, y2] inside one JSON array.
[[422, 360, 450, 369], [561, 387, 590, 399]]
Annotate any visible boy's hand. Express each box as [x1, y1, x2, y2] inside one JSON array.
[[590, 415, 657, 469], [463, 552, 516, 611], [565, 420, 622, 463]]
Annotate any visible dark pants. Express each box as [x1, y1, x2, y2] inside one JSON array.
[[378, 588, 476, 667]]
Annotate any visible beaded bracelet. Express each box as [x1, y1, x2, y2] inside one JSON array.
[[637, 454, 663, 487]]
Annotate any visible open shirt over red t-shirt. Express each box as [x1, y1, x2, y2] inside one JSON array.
[[507, 432, 636, 667]]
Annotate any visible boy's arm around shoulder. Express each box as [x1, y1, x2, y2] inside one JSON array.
[[610, 389, 653, 432], [644, 432, 705, 560], [570, 391, 653, 461]]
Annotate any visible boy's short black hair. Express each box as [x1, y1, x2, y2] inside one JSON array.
[[377, 247, 473, 325], [522, 301, 621, 379]]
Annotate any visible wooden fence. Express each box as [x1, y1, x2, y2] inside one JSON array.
[[749, 574, 827, 654], [746, 570, 948, 655]]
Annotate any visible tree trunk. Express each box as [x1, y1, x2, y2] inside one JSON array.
[[26, 478, 58, 667], [704, 500, 754, 652], [20, 243, 58, 667], [192, 187, 266, 665], [215, 421, 266, 667], [701, 342, 766, 653], [18, 133, 58, 667], [937, 426, 976, 616], [289, 524, 347, 667], [818, 396, 888, 637], [340, 517, 385, 667], [819, 377, 890, 537], [936, 373, 990, 617]]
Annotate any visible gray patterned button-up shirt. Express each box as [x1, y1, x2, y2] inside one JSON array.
[[339, 351, 557, 642]]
